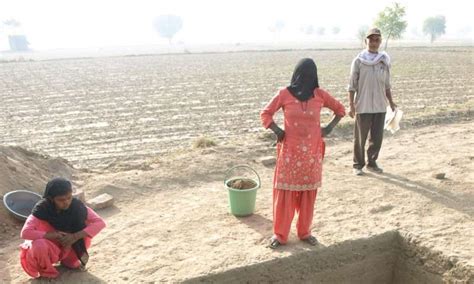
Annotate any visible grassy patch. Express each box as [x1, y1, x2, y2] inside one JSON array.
[[193, 136, 217, 148]]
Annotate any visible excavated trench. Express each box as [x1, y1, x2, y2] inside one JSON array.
[[185, 230, 472, 284]]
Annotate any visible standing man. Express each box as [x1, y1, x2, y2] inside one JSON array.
[[347, 27, 397, 175]]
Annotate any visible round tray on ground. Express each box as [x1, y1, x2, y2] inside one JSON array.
[[3, 190, 42, 221]]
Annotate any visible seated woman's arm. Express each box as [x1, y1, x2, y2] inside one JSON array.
[[20, 215, 47, 240], [72, 207, 107, 240], [21, 207, 105, 245], [82, 207, 106, 238]]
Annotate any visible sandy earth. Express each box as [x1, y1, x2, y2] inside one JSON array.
[[0, 121, 473, 283]]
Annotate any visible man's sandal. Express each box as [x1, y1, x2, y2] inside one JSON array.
[[302, 235, 318, 246], [268, 237, 281, 249]]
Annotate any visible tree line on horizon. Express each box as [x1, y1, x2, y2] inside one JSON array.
[[153, 3, 448, 49]]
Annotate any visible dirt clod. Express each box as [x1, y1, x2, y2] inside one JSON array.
[[228, 179, 257, 190]]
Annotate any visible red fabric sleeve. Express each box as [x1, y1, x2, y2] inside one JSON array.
[[20, 207, 105, 240], [260, 90, 283, 129], [320, 89, 346, 117], [83, 207, 106, 238], [20, 215, 47, 240]]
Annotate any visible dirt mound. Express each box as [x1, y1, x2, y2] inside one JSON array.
[[0, 146, 77, 231], [0, 146, 76, 196]]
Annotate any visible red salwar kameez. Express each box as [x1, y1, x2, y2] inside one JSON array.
[[261, 87, 345, 243], [19, 206, 106, 279]]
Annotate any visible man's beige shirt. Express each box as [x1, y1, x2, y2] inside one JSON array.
[[347, 57, 391, 114]]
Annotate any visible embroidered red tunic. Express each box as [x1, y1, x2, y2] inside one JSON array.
[[261, 88, 345, 191]]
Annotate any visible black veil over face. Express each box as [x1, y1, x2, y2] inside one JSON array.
[[287, 58, 319, 102]]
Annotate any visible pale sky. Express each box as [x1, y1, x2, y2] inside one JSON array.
[[0, 0, 472, 50]]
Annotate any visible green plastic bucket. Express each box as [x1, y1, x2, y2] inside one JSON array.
[[224, 165, 261, 217]]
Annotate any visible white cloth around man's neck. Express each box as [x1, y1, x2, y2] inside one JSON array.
[[358, 50, 391, 66]]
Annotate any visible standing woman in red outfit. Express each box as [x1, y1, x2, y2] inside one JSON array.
[[260, 58, 345, 249]]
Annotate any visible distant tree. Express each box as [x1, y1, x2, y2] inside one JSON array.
[[3, 19, 21, 28], [1, 18, 21, 35], [301, 24, 314, 35], [268, 20, 285, 40], [423, 16, 446, 43], [269, 20, 285, 33], [357, 25, 369, 47], [332, 26, 341, 35], [153, 14, 183, 44], [316, 27, 325, 36], [374, 2, 407, 49]]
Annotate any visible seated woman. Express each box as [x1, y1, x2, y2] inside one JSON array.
[[19, 177, 106, 279]]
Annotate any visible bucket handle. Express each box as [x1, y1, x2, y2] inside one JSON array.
[[224, 165, 261, 188]]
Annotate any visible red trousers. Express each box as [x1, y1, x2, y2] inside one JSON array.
[[273, 188, 318, 244], [20, 238, 91, 279]]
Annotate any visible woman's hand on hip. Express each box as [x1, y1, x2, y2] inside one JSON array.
[[321, 126, 333, 137], [269, 122, 285, 142], [275, 129, 285, 142]]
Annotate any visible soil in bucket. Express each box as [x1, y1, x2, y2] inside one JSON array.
[[228, 179, 257, 190]]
